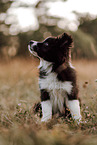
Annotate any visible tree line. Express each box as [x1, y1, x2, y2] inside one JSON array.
[[0, 0, 97, 59]]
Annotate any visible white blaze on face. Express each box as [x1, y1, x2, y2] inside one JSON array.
[[28, 41, 38, 57]]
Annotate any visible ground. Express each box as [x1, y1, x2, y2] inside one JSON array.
[[0, 57, 97, 145]]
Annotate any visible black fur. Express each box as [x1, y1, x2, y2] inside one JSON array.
[[41, 89, 50, 101], [28, 32, 80, 119], [29, 33, 73, 64]]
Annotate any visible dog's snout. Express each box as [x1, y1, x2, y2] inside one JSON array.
[[28, 40, 38, 53], [28, 41, 34, 46]]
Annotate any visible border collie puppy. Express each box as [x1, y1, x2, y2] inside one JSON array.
[[28, 33, 82, 123]]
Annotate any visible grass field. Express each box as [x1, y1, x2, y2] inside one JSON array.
[[0, 57, 97, 145]]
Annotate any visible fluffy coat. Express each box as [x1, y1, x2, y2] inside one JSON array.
[[28, 33, 82, 123]]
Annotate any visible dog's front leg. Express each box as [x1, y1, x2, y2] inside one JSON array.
[[66, 99, 82, 123], [41, 100, 52, 122], [40, 90, 52, 122]]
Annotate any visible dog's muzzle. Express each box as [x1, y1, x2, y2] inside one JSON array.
[[28, 41, 38, 56]]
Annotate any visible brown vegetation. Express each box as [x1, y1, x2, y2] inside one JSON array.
[[0, 58, 97, 145]]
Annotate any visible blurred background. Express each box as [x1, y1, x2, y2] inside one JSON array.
[[0, 0, 97, 60], [0, 1, 97, 143]]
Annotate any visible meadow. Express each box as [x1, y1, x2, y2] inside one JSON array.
[[0, 57, 97, 145]]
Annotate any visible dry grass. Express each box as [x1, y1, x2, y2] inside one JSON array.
[[0, 57, 97, 145]]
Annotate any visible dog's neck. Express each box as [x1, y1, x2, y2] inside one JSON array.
[[39, 59, 69, 74], [38, 59, 53, 74], [55, 63, 68, 74]]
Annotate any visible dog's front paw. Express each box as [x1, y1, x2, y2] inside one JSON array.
[[67, 99, 82, 124], [75, 118, 82, 125], [41, 115, 52, 122], [41, 100, 52, 122], [76, 120, 87, 125]]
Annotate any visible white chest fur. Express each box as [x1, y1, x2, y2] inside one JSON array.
[[39, 59, 73, 94], [39, 59, 82, 123], [39, 59, 73, 113], [39, 72, 73, 94]]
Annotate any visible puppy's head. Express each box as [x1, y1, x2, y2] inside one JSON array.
[[28, 33, 73, 63]]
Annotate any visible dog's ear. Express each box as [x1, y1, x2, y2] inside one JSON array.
[[58, 33, 73, 49]]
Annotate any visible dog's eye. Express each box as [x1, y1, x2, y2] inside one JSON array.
[[44, 42, 49, 47]]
